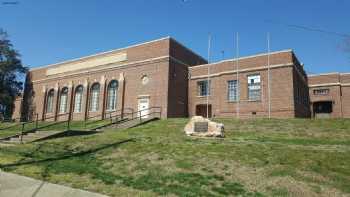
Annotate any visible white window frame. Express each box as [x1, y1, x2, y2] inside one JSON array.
[[59, 88, 68, 114], [89, 84, 100, 112], [106, 81, 118, 111], [46, 90, 54, 113], [198, 80, 211, 96], [74, 86, 83, 113], [248, 74, 261, 101], [227, 80, 239, 102]]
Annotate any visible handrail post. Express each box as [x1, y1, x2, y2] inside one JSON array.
[[21, 123, 24, 144], [35, 113, 39, 130], [110, 113, 112, 123], [67, 117, 70, 131], [139, 111, 142, 123]]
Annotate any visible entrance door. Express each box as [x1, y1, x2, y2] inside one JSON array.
[[195, 104, 212, 118], [138, 98, 149, 119], [313, 101, 332, 118]]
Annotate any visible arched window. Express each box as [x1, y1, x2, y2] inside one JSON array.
[[46, 89, 55, 113], [106, 80, 118, 111], [59, 87, 69, 113], [74, 86, 84, 112], [89, 83, 100, 112]]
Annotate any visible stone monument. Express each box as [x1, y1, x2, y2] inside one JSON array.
[[184, 116, 224, 138]]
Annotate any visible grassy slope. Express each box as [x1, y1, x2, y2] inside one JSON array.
[[0, 118, 349, 197]]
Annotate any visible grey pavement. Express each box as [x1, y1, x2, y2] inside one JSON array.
[[0, 170, 109, 197]]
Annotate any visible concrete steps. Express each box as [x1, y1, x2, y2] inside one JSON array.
[[106, 117, 157, 130], [0, 130, 63, 144]]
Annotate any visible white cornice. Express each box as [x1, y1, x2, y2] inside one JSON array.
[[32, 56, 170, 83], [32, 55, 193, 84], [308, 72, 340, 77], [190, 63, 294, 79], [308, 83, 341, 88]]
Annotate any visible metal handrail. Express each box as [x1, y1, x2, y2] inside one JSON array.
[[88, 107, 161, 131], [113, 107, 162, 128], [84, 108, 134, 127], [19, 113, 70, 143]]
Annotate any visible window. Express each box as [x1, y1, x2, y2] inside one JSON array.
[[313, 89, 329, 95], [74, 86, 83, 112], [248, 74, 261, 101], [227, 80, 239, 102], [198, 80, 210, 96], [46, 89, 54, 113], [59, 87, 68, 113], [89, 83, 100, 112], [106, 80, 118, 111]]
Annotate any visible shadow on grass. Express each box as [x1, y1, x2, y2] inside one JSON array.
[[33, 130, 100, 142], [0, 138, 135, 168]]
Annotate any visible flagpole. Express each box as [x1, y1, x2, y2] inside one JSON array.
[[235, 32, 240, 119], [267, 33, 271, 119], [207, 34, 211, 119]]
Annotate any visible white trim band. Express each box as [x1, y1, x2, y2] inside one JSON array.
[[190, 63, 293, 80]]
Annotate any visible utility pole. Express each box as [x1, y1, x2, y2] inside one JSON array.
[[206, 34, 211, 119], [267, 33, 271, 119], [235, 32, 240, 119]]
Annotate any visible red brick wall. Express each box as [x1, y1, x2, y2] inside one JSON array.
[[188, 51, 301, 118], [308, 73, 346, 118], [20, 37, 207, 120]]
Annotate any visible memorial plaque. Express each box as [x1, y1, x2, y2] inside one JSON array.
[[194, 122, 208, 133]]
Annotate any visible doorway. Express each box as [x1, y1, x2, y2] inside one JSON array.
[[195, 104, 212, 118], [138, 98, 150, 119], [313, 101, 333, 118]]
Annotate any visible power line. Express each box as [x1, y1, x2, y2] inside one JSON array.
[[264, 20, 350, 38]]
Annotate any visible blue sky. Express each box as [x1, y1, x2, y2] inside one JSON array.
[[0, 0, 349, 74]]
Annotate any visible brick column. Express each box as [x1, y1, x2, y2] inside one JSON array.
[[68, 82, 75, 121], [101, 76, 107, 120], [41, 86, 47, 121], [84, 80, 90, 121], [118, 73, 126, 118], [54, 84, 60, 121]]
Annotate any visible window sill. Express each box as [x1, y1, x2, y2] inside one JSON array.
[[247, 99, 261, 102], [227, 101, 239, 103], [197, 95, 210, 98]]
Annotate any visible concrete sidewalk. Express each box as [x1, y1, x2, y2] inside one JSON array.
[[0, 171, 109, 197]]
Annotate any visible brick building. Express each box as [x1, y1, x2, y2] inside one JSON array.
[[189, 50, 310, 118], [308, 73, 350, 118], [13, 37, 349, 120], [19, 37, 206, 121]]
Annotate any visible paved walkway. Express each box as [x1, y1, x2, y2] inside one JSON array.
[[0, 171, 109, 197]]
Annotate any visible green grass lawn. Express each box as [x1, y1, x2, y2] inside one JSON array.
[[0, 118, 350, 197]]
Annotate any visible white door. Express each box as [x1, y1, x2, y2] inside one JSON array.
[[138, 98, 149, 119]]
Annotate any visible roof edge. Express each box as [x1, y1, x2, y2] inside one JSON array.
[[308, 72, 340, 77], [190, 49, 293, 69], [168, 37, 207, 63]]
